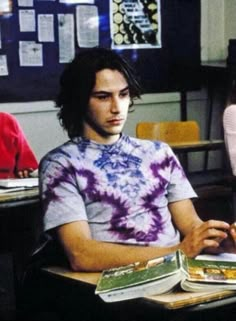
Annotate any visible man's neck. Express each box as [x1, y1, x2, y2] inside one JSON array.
[[82, 131, 121, 145]]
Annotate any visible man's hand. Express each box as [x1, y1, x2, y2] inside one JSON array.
[[209, 222, 236, 254], [179, 220, 231, 257]]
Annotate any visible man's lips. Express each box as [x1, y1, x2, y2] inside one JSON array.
[[107, 118, 124, 125]]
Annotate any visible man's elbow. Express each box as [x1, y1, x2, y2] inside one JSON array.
[[69, 253, 100, 272]]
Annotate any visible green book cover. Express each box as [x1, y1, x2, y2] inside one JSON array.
[[186, 258, 236, 283], [95, 251, 236, 302], [96, 251, 184, 294]]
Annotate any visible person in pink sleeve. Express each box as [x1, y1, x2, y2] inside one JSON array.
[[0, 112, 38, 178]]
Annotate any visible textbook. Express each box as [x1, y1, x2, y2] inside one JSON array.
[[0, 177, 38, 188], [95, 250, 236, 302]]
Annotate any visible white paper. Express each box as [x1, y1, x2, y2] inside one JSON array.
[[76, 5, 99, 48], [59, 0, 94, 4], [58, 14, 75, 63], [18, 0, 33, 6], [19, 9, 36, 32], [0, 24, 2, 49], [196, 253, 236, 262], [0, 55, 8, 76], [0, 187, 28, 194], [0, 0, 11, 14], [38, 14, 54, 42], [19, 41, 43, 67]]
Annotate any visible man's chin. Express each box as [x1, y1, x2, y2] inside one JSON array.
[[104, 126, 123, 136]]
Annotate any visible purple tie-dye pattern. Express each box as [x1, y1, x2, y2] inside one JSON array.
[[77, 166, 165, 243], [150, 155, 185, 178], [43, 164, 76, 212], [74, 155, 169, 243], [75, 168, 98, 197], [42, 135, 195, 245], [73, 167, 137, 240], [43, 140, 173, 242]]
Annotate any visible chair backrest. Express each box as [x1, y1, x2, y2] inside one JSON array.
[[136, 121, 200, 143], [223, 104, 236, 176]]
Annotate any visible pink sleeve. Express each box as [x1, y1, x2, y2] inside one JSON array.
[[0, 112, 38, 173], [13, 117, 39, 171], [223, 105, 236, 176]]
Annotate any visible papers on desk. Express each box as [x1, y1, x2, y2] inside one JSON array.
[[0, 186, 32, 194], [0, 187, 39, 201], [0, 177, 38, 188], [196, 253, 236, 262], [0, 178, 39, 195]]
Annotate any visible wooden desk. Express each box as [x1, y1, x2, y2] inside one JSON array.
[[0, 187, 41, 275], [0, 187, 39, 209], [170, 139, 224, 153], [0, 188, 41, 319], [169, 139, 225, 174], [42, 266, 236, 312]]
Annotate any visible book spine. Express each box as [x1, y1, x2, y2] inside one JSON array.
[[177, 250, 189, 278]]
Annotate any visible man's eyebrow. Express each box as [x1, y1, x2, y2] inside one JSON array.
[[120, 86, 129, 92], [91, 90, 110, 95], [92, 86, 129, 95]]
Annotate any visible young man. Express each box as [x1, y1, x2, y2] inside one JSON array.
[[39, 47, 236, 273]]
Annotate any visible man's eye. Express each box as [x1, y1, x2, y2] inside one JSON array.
[[120, 91, 129, 98], [96, 95, 109, 100]]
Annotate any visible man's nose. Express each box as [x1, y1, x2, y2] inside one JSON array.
[[110, 96, 122, 113]]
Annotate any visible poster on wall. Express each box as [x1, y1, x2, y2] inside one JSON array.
[[0, 0, 200, 102], [111, 0, 161, 49]]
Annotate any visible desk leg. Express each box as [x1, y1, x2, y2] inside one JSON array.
[[180, 91, 187, 121], [180, 91, 189, 172], [203, 83, 214, 170]]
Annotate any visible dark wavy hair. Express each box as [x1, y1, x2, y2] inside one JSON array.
[[56, 47, 142, 138]]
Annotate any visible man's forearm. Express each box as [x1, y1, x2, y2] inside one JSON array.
[[62, 238, 179, 272]]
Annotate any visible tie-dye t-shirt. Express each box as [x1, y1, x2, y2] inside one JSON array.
[[40, 134, 197, 247]]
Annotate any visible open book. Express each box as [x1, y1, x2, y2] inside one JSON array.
[[95, 250, 236, 302]]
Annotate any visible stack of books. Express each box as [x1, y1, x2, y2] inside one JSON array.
[[95, 250, 236, 302]]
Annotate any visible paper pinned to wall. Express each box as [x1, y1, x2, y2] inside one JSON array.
[[19, 41, 43, 67], [76, 5, 99, 48], [19, 9, 36, 32], [0, 55, 8, 76], [38, 14, 54, 42], [58, 14, 75, 63], [18, 0, 33, 7], [59, 0, 94, 3]]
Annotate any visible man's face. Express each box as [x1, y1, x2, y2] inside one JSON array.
[[83, 68, 130, 144]]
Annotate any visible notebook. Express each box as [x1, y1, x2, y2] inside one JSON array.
[[0, 177, 39, 188]]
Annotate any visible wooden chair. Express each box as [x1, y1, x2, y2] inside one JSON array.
[[136, 121, 201, 172], [136, 120, 225, 172], [136, 120, 200, 144]]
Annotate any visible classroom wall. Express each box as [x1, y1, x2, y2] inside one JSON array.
[[0, 94, 183, 160], [0, 0, 236, 171], [224, 0, 236, 53], [0, 90, 209, 172]]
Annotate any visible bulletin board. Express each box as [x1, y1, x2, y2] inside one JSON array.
[[0, 0, 200, 103]]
